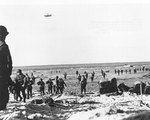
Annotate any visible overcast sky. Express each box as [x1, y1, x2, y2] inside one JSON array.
[[0, 0, 150, 66]]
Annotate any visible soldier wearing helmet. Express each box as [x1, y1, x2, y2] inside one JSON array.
[[0, 25, 12, 110]]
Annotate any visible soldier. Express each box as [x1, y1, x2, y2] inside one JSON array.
[[64, 72, 67, 80], [0, 26, 13, 110], [58, 78, 67, 94], [30, 73, 36, 84], [14, 69, 27, 102], [53, 77, 57, 94], [81, 75, 87, 94], [76, 70, 79, 76], [125, 69, 128, 74], [91, 71, 95, 82], [37, 78, 45, 96], [56, 76, 60, 94], [77, 74, 81, 83], [129, 69, 131, 74], [46, 78, 53, 94], [134, 68, 137, 74], [25, 74, 34, 99], [84, 71, 88, 79], [117, 69, 120, 75], [13, 78, 22, 101], [114, 69, 117, 74]]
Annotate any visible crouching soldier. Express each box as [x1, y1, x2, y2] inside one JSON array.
[[37, 78, 45, 96], [81, 75, 87, 94], [58, 78, 67, 94], [14, 69, 26, 102], [46, 78, 53, 94]]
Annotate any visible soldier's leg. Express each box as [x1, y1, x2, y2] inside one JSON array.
[[30, 87, 32, 98], [60, 87, 63, 94], [84, 85, 86, 94], [27, 88, 29, 99], [81, 85, 83, 94], [43, 87, 45, 95], [21, 88, 26, 102], [48, 86, 50, 94], [50, 86, 53, 94], [53, 85, 56, 93], [16, 89, 22, 101]]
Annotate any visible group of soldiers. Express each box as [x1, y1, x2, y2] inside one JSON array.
[[114, 66, 148, 76], [9, 69, 35, 102], [37, 76, 67, 95], [76, 71, 90, 94]]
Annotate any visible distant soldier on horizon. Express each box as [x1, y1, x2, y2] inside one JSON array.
[[64, 72, 67, 80], [91, 71, 95, 82], [125, 69, 128, 74], [129, 69, 131, 74], [76, 70, 79, 76], [114, 69, 117, 74], [117, 69, 120, 76]]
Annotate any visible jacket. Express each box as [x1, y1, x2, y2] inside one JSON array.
[[0, 42, 12, 79]]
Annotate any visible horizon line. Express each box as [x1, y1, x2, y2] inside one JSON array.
[[13, 61, 150, 68]]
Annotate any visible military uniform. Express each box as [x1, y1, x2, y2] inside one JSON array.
[[14, 72, 26, 102], [26, 76, 33, 99], [0, 26, 12, 110], [46, 79, 53, 94], [58, 78, 67, 94], [37, 79, 45, 96], [81, 76, 87, 94]]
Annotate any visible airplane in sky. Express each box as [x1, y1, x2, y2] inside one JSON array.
[[44, 13, 52, 17]]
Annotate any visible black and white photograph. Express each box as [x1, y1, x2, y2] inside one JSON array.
[[1, 0, 150, 120]]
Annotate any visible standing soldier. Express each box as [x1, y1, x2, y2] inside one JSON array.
[[53, 77, 57, 94], [58, 78, 67, 94], [46, 78, 53, 94], [14, 69, 26, 102], [129, 69, 131, 74], [125, 69, 128, 74], [13, 79, 22, 101], [114, 69, 117, 74], [77, 74, 81, 83], [81, 75, 87, 94], [76, 70, 79, 76], [64, 72, 67, 80], [30, 73, 36, 84], [91, 71, 95, 82], [56, 76, 60, 94], [117, 69, 120, 76], [0, 26, 13, 110], [25, 74, 33, 99], [37, 78, 45, 96]]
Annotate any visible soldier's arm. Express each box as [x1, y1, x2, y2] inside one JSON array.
[[64, 81, 67, 87]]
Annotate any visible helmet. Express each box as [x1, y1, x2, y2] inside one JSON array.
[[17, 69, 22, 73], [0, 25, 9, 36]]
